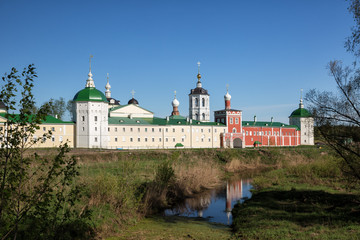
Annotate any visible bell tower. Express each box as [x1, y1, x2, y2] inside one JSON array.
[[189, 62, 210, 122]]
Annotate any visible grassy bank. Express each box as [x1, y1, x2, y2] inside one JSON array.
[[28, 147, 339, 238], [70, 146, 333, 238], [74, 149, 225, 237], [231, 149, 360, 239], [107, 216, 231, 240]]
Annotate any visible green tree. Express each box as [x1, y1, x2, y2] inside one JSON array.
[[0, 65, 93, 239], [44, 97, 66, 120], [66, 99, 73, 120]]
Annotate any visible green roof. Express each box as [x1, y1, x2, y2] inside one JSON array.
[[108, 115, 225, 126], [289, 107, 312, 118], [73, 87, 108, 102], [242, 121, 300, 130], [0, 113, 73, 124], [42, 115, 74, 124]]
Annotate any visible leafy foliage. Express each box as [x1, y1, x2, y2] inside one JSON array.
[[0, 65, 93, 239], [46, 97, 66, 120]]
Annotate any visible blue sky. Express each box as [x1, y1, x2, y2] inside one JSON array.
[[0, 0, 356, 122]]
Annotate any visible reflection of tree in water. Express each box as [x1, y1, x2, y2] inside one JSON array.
[[168, 186, 225, 216]]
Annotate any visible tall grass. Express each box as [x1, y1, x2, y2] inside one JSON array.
[[79, 160, 144, 236], [216, 146, 330, 172], [143, 152, 223, 213], [253, 153, 346, 191], [29, 147, 337, 238], [173, 157, 222, 196]]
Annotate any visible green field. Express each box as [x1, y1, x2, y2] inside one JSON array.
[[26, 146, 360, 239], [231, 148, 360, 240]]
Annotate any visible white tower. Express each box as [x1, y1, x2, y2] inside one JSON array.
[[189, 62, 210, 122], [289, 89, 314, 145], [73, 55, 109, 148]]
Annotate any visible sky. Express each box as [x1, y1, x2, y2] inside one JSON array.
[[0, 0, 356, 122]]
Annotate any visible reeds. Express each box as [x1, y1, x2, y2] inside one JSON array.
[[173, 157, 222, 196]]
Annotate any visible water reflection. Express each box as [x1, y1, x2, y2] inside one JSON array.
[[165, 178, 253, 225]]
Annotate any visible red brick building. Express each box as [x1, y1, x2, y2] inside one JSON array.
[[214, 89, 306, 148]]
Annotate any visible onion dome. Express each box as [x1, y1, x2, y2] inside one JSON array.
[[172, 98, 179, 107], [224, 90, 231, 101], [86, 71, 95, 88], [171, 91, 180, 116], [196, 73, 202, 88], [105, 80, 111, 90], [128, 98, 139, 105]]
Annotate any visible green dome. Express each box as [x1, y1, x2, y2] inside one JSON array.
[[73, 87, 108, 102], [290, 107, 312, 118]]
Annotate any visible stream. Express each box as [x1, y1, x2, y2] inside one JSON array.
[[165, 178, 253, 225]]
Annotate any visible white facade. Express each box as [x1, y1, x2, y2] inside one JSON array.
[[75, 101, 109, 148], [107, 124, 226, 149], [289, 117, 314, 145]]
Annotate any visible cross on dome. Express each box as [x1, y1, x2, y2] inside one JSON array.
[[105, 73, 111, 98], [131, 90, 135, 98], [89, 54, 93, 72], [299, 88, 304, 109], [224, 84, 231, 102], [196, 61, 202, 87], [106, 73, 111, 88], [86, 54, 95, 88]]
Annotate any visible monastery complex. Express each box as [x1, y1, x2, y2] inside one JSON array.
[[0, 61, 314, 149]]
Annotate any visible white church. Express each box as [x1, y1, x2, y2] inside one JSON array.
[[0, 58, 314, 149], [71, 60, 227, 149], [69, 58, 313, 149]]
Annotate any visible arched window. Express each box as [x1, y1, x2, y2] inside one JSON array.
[[202, 98, 205, 107], [195, 113, 199, 120], [202, 113, 205, 120], [195, 98, 199, 107], [232, 128, 237, 133]]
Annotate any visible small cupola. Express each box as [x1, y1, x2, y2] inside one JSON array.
[[105, 73, 111, 98], [196, 61, 202, 88], [128, 90, 139, 105], [171, 90, 180, 116], [224, 84, 231, 110]]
